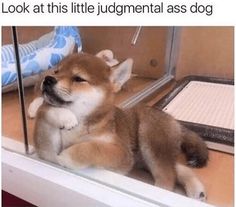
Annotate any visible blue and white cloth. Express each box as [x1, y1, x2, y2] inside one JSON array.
[[2, 26, 82, 86]]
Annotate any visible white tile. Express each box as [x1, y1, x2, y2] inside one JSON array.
[[164, 81, 234, 129]]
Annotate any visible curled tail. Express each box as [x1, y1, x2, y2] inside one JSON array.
[[181, 127, 209, 167]]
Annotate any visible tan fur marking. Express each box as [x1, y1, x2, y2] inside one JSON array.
[[58, 140, 134, 174]]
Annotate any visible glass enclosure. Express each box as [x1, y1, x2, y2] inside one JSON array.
[[1, 26, 234, 207]]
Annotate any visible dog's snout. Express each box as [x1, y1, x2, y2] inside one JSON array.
[[44, 76, 57, 86]]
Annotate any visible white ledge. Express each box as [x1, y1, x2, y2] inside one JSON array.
[[2, 137, 215, 207]]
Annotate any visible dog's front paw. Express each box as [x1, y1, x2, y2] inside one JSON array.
[[60, 112, 78, 130], [28, 97, 44, 118]]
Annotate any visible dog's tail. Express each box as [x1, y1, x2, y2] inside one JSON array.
[[181, 126, 209, 167]]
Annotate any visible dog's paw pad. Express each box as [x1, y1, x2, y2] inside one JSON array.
[[188, 190, 207, 202], [198, 192, 207, 201], [63, 120, 78, 130]]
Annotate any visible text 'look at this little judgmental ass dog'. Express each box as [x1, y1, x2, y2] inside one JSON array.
[[30, 50, 208, 201]]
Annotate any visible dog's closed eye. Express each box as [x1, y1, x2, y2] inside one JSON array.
[[54, 70, 59, 74], [73, 76, 86, 83]]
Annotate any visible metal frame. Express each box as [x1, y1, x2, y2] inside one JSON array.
[[120, 27, 181, 108], [154, 75, 234, 154], [11, 26, 29, 154]]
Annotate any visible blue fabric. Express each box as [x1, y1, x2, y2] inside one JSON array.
[[1, 42, 37, 63], [2, 26, 82, 86]]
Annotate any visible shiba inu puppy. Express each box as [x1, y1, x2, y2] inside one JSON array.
[[33, 52, 208, 201], [28, 50, 119, 118]]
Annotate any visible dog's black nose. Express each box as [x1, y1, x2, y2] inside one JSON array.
[[43, 76, 57, 86]]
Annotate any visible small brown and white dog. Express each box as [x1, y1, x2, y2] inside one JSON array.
[[32, 51, 208, 201]]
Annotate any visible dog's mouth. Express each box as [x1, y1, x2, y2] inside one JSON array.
[[42, 87, 72, 106], [41, 75, 73, 106]]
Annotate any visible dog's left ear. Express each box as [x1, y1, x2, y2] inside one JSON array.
[[96, 49, 119, 67], [110, 58, 133, 92]]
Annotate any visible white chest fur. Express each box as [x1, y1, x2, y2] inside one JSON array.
[[59, 87, 111, 148]]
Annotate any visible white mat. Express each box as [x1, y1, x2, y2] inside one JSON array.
[[163, 81, 234, 130]]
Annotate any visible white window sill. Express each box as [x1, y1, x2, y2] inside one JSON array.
[[2, 137, 215, 207]]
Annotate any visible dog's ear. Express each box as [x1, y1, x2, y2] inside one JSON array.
[[96, 49, 119, 67], [96, 49, 114, 60], [110, 58, 133, 92]]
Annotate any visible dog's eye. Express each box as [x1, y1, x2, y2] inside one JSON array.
[[73, 76, 86, 82], [54, 70, 59, 74]]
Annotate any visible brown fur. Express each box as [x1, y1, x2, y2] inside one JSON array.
[[33, 53, 208, 199]]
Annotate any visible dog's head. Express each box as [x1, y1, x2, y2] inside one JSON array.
[[41, 53, 133, 110]]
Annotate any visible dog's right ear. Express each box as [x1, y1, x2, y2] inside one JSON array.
[[110, 58, 133, 92], [96, 49, 119, 67]]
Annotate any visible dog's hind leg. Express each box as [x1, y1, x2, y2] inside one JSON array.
[[176, 163, 207, 201], [151, 160, 176, 191], [140, 146, 176, 191], [57, 141, 134, 174]]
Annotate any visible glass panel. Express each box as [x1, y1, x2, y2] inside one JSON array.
[[2, 26, 234, 207], [19, 26, 54, 149], [2, 27, 25, 147], [2, 27, 54, 152]]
